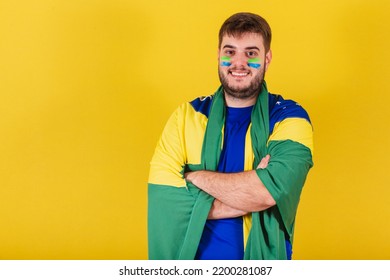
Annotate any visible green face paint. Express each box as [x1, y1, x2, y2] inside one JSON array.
[[247, 58, 261, 69], [220, 56, 231, 67]]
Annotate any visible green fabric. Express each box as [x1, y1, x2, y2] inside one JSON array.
[[175, 84, 227, 258], [148, 184, 198, 259], [246, 140, 313, 259], [148, 81, 313, 259], [243, 84, 314, 259]]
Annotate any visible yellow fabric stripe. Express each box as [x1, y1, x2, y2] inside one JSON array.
[[148, 103, 209, 187], [243, 124, 254, 248], [269, 117, 314, 154], [183, 106, 209, 165]]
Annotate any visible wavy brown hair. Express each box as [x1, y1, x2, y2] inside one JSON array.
[[218, 12, 272, 52]]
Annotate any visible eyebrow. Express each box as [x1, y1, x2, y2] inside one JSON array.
[[245, 46, 260, 51], [222, 44, 236, 49], [222, 45, 260, 51]]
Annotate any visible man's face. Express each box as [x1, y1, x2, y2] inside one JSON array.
[[218, 32, 272, 101]]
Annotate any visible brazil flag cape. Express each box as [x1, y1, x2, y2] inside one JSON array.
[[148, 82, 313, 259]]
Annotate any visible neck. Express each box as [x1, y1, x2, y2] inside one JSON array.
[[224, 92, 258, 108]]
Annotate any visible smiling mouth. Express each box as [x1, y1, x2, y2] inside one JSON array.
[[229, 71, 249, 78]]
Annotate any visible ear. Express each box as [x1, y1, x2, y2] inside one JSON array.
[[264, 49, 272, 71]]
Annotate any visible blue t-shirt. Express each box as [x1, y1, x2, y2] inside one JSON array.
[[195, 105, 253, 260]]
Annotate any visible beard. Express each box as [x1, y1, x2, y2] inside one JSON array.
[[218, 67, 265, 100]]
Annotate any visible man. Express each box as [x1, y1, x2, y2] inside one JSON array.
[[148, 12, 313, 260]]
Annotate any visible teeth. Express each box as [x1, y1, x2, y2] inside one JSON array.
[[231, 72, 248, 77]]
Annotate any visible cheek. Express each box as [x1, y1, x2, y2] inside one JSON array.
[[220, 56, 232, 67], [247, 63, 261, 69], [247, 58, 261, 69], [220, 61, 232, 67]]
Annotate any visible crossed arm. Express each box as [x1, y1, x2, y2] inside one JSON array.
[[184, 155, 276, 219]]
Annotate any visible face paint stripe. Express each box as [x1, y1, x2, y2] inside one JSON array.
[[247, 58, 260, 63], [247, 58, 261, 69], [220, 56, 261, 68], [248, 63, 261, 69], [220, 56, 231, 66]]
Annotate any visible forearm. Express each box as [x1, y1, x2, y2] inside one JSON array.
[[185, 170, 276, 212], [208, 199, 248, 219]]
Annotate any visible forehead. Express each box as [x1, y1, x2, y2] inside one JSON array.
[[220, 32, 265, 50]]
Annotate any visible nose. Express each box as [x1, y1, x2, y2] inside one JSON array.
[[231, 52, 247, 68]]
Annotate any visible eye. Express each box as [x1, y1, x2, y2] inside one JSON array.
[[246, 51, 258, 57], [224, 49, 235, 56]]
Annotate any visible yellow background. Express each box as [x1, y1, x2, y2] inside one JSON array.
[[1, 0, 389, 259]]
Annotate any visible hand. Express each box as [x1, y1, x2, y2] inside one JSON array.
[[184, 171, 194, 183], [257, 154, 270, 169]]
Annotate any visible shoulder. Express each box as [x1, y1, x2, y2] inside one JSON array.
[[189, 95, 214, 118], [268, 93, 313, 154], [168, 94, 214, 123], [269, 93, 311, 133]]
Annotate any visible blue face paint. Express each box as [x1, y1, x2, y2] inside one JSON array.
[[247, 58, 261, 69], [247, 63, 261, 69], [220, 56, 231, 67]]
